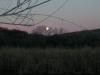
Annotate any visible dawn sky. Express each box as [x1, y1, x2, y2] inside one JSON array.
[[0, 0, 100, 33]]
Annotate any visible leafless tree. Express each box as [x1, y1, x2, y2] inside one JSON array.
[[32, 25, 65, 35]]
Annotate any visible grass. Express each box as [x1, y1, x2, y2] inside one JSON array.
[[0, 47, 100, 75]]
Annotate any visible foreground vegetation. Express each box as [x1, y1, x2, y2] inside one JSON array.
[[0, 47, 100, 75]]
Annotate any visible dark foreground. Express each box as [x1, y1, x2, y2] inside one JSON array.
[[0, 47, 100, 75]]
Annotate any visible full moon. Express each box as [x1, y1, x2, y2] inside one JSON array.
[[46, 27, 50, 31]]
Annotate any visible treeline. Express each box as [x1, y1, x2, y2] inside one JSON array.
[[0, 27, 100, 48]]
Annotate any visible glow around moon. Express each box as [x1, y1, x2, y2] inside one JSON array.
[[46, 27, 50, 31]]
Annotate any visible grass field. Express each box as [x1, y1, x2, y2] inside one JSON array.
[[0, 47, 100, 75]]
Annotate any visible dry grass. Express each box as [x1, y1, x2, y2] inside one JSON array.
[[0, 47, 100, 75]]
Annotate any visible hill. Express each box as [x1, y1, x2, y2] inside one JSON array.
[[0, 27, 100, 48]]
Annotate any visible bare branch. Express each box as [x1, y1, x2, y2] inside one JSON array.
[[0, 0, 51, 16], [0, 0, 30, 16]]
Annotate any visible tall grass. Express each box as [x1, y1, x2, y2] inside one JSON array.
[[0, 47, 100, 75]]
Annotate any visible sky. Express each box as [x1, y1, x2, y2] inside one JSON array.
[[0, 0, 100, 33]]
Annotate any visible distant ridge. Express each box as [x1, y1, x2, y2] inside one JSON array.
[[0, 27, 100, 35], [0, 27, 100, 48]]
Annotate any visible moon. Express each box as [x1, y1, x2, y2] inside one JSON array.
[[46, 27, 50, 31]]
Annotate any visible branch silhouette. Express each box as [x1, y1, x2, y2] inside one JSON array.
[[0, 0, 51, 16], [0, 0, 30, 16]]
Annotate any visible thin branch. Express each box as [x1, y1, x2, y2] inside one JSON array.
[[0, 0, 51, 16], [11, 0, 51, 15], [0, 0, 30, 16]]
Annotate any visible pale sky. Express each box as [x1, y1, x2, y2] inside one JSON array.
[[0, 0, 100, 33]]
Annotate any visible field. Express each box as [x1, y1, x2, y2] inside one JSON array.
[[0, 47, 100, 75]]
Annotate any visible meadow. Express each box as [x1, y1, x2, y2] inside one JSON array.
[[0, 47, 100, 75]]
